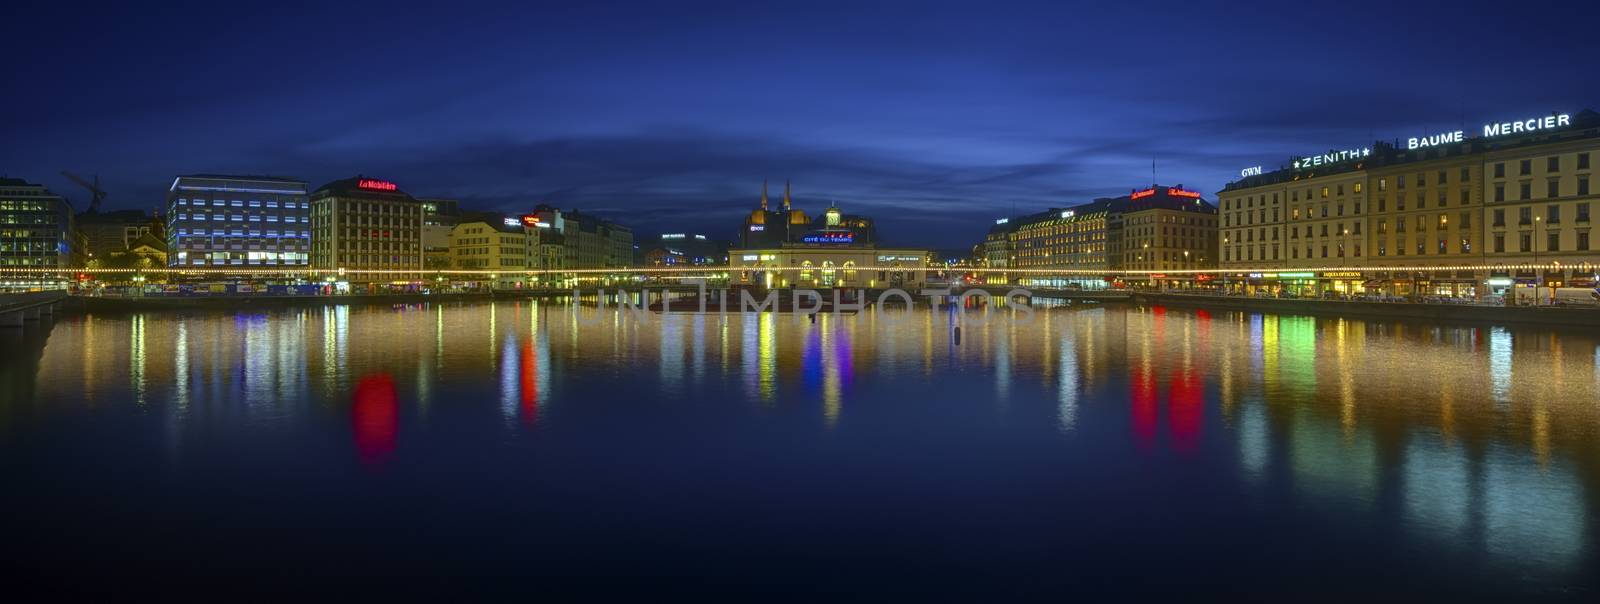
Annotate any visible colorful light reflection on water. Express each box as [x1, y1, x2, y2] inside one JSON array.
[[1, 301, 1597, 598]]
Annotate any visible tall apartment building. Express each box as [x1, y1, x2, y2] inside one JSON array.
[[0, 177, 76, 289], [166, 175, 309, 268], [309, 176, 425, 282]]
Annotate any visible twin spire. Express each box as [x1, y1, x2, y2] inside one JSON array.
[[759, 179, 792, 211]]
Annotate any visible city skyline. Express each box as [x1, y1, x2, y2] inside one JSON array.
[[7, 2, 1599, 247]]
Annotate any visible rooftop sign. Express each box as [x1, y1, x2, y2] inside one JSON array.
[[1246, 111, 1576, 175], [1408, 113, 1571, 150], [357, 179, 397, 191]]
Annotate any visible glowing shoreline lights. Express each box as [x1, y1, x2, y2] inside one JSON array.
[[1240, 112, 1574, 175]]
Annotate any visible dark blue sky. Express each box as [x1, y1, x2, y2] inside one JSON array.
[[5, 0, 1598, 247]]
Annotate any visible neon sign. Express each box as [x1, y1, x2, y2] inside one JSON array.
[[1059, 210, 1075, 219], [802, 232, 854, 244], [1131, 189, 1155, 200], [1483, 113, 1569, 137], [1240, 166, 1263, 178], [995, 218, 1009, 224], [503, 218, 520, 227], [520, 215, 540, 227], [357, 179, 397, 191], [1168, 188, 1201, 199], [1293, 148, 1370, 170]]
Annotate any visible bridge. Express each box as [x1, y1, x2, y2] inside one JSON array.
[[0, 291, 67, 328]]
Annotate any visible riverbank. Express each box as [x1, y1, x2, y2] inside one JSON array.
[[65, 291, 530, 312], [57, 289, 1600, 328], [1133, 292, 1600, 327]]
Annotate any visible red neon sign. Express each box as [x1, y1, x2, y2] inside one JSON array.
[[1130, 189, 1155, 199], [358, 179, 398, 191], [1168, 188, 1201, 199]]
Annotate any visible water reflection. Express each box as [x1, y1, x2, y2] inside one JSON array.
[[6, 301, 1600, 591], [352, 373, 398, 467]]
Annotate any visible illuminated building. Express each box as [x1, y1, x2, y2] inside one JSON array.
[[731, 188, 926, 289], [995, 184, 1216, 288], [309, 176, 424, 282], [1363, 152, 1480, 297], [165, 174, 308, 268], [740, 180, 879, 248], [981, 219, 1015, 284], [1223, 108, 1600, 297], [0, 177, 76, 289], [1117, 185, 1219, 286], [449, 214, 537, 287]]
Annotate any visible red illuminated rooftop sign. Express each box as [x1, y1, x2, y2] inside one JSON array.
[[358, 179, 398, 191], [1131, 187, 1201, 200]]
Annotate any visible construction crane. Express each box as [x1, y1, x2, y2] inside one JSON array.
[[60, 171, 107, 214]]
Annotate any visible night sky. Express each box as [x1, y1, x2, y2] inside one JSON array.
[[6, 1, 1598, 248]]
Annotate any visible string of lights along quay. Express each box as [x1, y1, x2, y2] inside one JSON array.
[[5, 263, 1594, 277]]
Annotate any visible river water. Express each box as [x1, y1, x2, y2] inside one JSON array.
[[2, 301, 1597, 598]]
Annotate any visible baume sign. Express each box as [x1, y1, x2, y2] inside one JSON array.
[[1407, 113, 1571, 150]]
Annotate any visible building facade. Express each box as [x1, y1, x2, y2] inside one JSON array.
[[731, 194, 927, 289], [0, 177, 76, 289], [420, 197, 462, 270], [1116, 186, 1218, 286], [79, 209, 161, 263], [166, 175, 309, 268], [1220, 108, 1600, 297], [529, 204, 633, 273], [449, 214, 538, 287], [991, 184, 1217, 288], [643, 233, 728, 267], [309, 176, 425, 282]]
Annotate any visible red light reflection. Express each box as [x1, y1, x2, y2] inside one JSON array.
[[352, 374, 398, 467]]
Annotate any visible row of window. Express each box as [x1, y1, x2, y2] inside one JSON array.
[[1490, 176, 1591, 202], [175, 198, 308, 209], [1492, 203, 1593, 226], [174, 213, 303, 222], [1491, 153, 1593, 178]]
